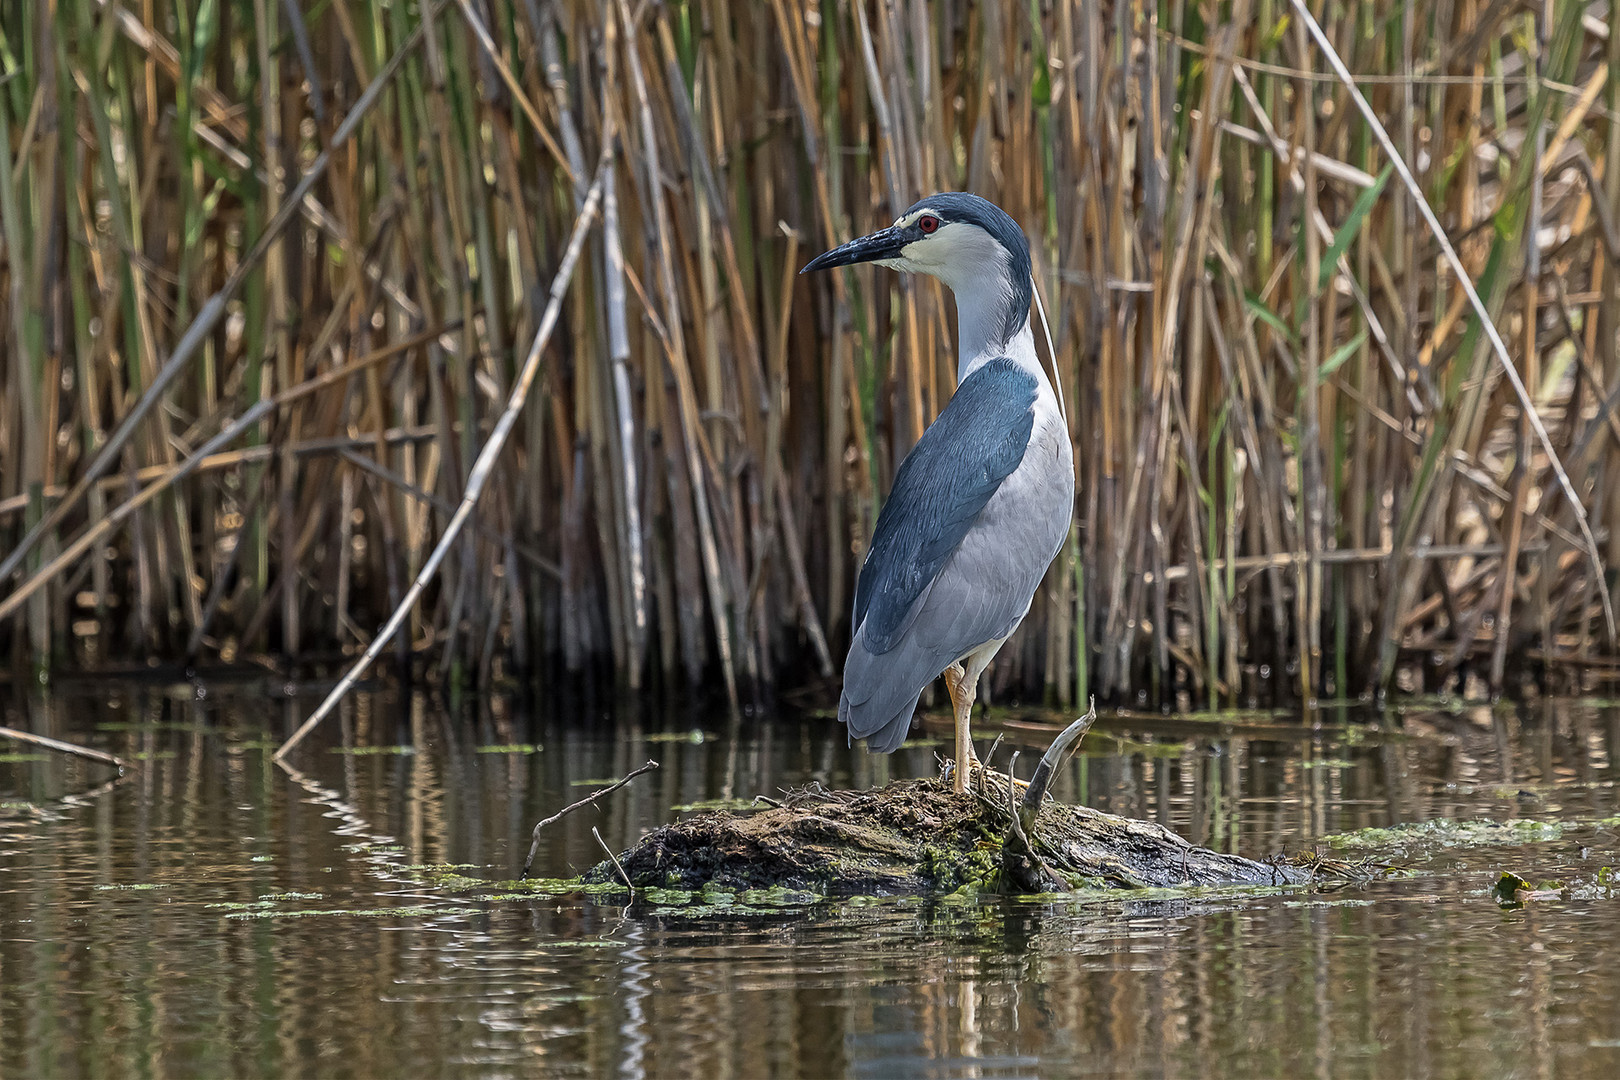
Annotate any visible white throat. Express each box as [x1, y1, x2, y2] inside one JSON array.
[[960, 313, 1044, 387], [948, 277, 1044, 393], [953, 290, 1025, 379]]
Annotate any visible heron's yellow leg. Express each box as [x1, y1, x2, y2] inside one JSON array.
[[943, 663, 963, 787], [943, 662, 979, 793]]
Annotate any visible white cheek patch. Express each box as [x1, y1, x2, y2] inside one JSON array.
[[902, 221, 982, 268]]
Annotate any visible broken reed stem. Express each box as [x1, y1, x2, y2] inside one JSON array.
[[521, 759, 660, 879], [1021, 698, 1097, 827], [0, 726, 128, 770], [1288, 0, 1615, 644], [276, 150, 613, 760]]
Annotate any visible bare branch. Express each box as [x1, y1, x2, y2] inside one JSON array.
[[521, 760, 660, 879]]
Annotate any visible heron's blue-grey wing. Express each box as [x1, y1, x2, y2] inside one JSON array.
[[852, 358, 1038, 652], [840, 358, 1068, 751]]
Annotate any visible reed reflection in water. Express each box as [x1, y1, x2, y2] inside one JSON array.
[[1, 684, 1618, 1078]]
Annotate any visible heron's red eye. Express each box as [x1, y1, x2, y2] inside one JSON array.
[[918, 214, 939, 235]]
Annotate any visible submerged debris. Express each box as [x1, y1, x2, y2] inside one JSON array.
[[1494, 871, 1568, 907]]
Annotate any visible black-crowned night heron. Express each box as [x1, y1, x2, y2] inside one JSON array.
[[802, 193, 1075, 793]]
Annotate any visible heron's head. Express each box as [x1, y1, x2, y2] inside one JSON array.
[[802, 193, 1033, 351], [803, 193, 1029, 282]]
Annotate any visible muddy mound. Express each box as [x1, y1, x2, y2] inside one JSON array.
[[590, 777, 1308, 897]]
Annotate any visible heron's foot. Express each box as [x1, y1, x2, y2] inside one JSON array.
[[940, 755, 1031, 800], [940, 765, 1029, 798], [945, 753, 1037, 798], [941, 748, 982, 793], [972, 763, 1029, 800], [948, 746, 982, 794]]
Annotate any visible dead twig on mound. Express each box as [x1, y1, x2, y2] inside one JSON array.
[[1004, 752, 1026, 846], [1020, 699, 1099, 831], [999, 750, 1066, 893], [1000, 703, 1101, 893], [980, 733, 1006, 773], [0, 726, 126, 770], [520, 760, 659, 879]]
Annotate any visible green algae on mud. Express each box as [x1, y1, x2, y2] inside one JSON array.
[[1315, 818, 1564, 851], [222, 905, 484, 921], [619, 883, 829, 918], [329, 745, 417, 756], [378, 860, 619, 899]]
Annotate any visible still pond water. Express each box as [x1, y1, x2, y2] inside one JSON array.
[[3, 679, 1620, 1078]]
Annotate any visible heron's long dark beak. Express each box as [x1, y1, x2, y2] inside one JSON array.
[[800, 226, 906, 274]]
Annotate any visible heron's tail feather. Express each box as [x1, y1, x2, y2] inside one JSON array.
[[840, 622, 955, 754], [839, 687, 922, 754]]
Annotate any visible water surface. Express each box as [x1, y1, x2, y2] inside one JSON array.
[[3, 682, 1619, 1078]]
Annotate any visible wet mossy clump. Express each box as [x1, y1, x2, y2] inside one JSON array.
[[586, 776, 1309, 898]]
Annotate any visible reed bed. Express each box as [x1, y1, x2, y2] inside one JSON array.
[[3, 0, 1620, 709]]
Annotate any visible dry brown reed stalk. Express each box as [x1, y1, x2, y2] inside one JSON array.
[[3, 0, 1619, 710], [0, 725, 127, 770]]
